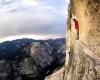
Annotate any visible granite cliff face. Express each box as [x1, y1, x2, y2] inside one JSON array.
[[65, 0, 100, 80], [0, 42, 66, 80]]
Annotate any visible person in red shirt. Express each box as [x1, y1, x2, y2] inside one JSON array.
[[73, 19, 79, 39]]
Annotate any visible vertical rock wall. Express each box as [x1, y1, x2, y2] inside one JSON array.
[[65, 0, 100, 80], [69, 0, 100, 57]]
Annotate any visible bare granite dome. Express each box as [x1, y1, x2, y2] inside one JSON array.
[[0, 41, 66, 80]]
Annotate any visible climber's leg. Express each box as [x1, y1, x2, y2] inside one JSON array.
[[75, 29, 79, 39]]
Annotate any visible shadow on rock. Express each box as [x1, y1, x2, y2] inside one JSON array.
[[0, 42, 66, 80]]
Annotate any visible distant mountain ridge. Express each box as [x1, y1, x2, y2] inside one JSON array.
[[0, 39, 66, 80], [0, 38, 65, 60]]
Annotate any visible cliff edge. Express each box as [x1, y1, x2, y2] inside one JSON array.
[[65, 0, 100, 80]]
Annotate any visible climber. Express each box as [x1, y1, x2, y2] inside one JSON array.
[[73, 19, 79, 39]]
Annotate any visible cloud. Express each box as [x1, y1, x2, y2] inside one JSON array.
[[0, 12, 65, 36], [22, 0, 39, 7], [0, 34, 62, 43], [0, 0, 15, 5], [0, 0, 69, 39]]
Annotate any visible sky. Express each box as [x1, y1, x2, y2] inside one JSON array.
[[0, 0, 70, 41]]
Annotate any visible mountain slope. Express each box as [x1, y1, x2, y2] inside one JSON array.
[[0, 40, 66, 80]]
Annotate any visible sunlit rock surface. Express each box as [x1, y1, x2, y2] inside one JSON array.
[[65, 0, 100, 80], [0, 41, 65, 80], [45, 67, 65, 80]]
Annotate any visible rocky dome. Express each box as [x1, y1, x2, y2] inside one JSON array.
[[0, 42, 66, 80], [30, 42, 54, 67]]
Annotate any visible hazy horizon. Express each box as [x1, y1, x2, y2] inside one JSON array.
[[0, 0, 70, 40]]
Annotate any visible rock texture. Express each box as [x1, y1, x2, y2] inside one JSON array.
[[0, 60, 12, 80], [44, 44, 66, 80], [0, 42, 66, 80], [68, 0, 100, 56], [45, 67, 65, 80], [65, 39, 100, 80], [65, 0, 100, 80]]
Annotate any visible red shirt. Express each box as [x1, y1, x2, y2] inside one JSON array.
[[74, 21, 79, 30]]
